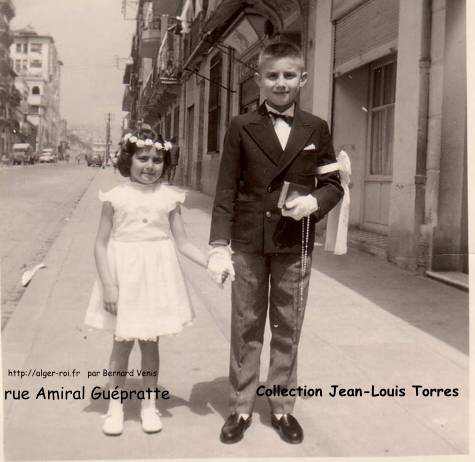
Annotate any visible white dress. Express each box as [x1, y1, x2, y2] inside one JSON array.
[[84, 182, 194, 340]]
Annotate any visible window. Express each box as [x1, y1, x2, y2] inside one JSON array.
[[368, 59, 397, 176], [30, 43, 42, 53], [16, 43, 22, 53], [15, 59, 21, 72], [23, 43, 28, 53], [29, 105, 39, 114], [22, 60, 28, 71], [207, 53, 222, 153], [30, 59, 42, 68], [32, 86, 40, 95]]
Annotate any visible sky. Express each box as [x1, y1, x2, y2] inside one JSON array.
[[11, 0, 137, 143]]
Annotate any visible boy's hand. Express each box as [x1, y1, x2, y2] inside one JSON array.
[[103, 284, 119, 315], [281, 194, 318, 221], [207, 246, 235, 287]]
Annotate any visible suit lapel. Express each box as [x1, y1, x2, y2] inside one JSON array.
[[243, 104, 283, 165], [274, 109, 315, 178]]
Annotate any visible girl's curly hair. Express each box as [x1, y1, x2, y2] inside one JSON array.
[[117, 129, 170, 178]]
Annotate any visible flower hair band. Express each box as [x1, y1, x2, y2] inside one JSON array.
[[123, 133, 172, 151]]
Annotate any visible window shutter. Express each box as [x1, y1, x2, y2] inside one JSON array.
[[334, 0, 399, 74]]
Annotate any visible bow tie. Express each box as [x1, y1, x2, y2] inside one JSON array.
[[268, 111, 294, 125]]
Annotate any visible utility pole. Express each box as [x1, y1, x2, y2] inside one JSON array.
[[105, 112, 111, 165]]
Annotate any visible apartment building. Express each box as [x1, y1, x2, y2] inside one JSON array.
[[10, 25, 62, 152], [0, 0, 17, 158]]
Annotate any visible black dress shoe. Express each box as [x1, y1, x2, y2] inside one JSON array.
[[220, 413, 252, 444], [271, 414, 304, 444]]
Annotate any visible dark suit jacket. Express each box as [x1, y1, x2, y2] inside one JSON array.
[[209, 103, 344, 254]]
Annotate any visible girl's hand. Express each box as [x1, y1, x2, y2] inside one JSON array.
[[103, 285, 119, 315], [207, 246, 235, 286]]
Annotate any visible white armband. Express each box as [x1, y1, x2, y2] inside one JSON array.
[[317, 162, 339, 175]]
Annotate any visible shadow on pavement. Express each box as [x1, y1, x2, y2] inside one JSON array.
[[312, 247, 469, 354]]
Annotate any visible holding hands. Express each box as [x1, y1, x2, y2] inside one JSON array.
[[281, 194, 318, 221], [207, 245, 235, 287]]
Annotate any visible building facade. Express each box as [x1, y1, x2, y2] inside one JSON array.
[[10, 26, 62, 153], [0, 0, 19, 160], [122, 0, 467, 274]]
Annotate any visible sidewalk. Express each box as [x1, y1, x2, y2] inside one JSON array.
[[1, 168, 469, 460]]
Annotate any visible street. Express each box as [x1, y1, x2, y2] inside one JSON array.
[[0, 162, 98, 329], [1, 169, 469, 459]]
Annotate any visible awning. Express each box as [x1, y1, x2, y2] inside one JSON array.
[[203, 0, 243, 34]]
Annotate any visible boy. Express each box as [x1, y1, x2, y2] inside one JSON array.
[[208, 42, 343, 444]]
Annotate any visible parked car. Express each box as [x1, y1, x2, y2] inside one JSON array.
[[11, 143, 34, 165], [86, 152, 103, 167], [39, 149, 56, 163]]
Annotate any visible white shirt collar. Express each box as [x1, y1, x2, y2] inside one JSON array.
[[265, 102, 295, 118]]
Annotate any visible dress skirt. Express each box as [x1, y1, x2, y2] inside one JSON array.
[[84, 237, 194, 340]]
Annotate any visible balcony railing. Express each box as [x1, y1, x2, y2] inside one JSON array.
[[157, 31, 181, 84]]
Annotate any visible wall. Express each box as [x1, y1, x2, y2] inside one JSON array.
[[302, 0, 333, 120], [196, 49, 231, 196], [181, 74, 200, 187], [432, 0, 467, 271], [387, 0, 431, 270]]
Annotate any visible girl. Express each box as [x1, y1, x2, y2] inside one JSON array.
[[84, 130, 210, 436]]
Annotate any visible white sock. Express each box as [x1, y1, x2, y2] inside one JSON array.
[[239, 413, 250, 420], [274, 413, 283, 419], [107, 397, 123, 414], [141, 397, 156, 411]]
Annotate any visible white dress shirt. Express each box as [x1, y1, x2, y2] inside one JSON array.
[[265, 102, 295, 150]]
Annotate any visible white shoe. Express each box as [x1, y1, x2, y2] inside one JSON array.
[[102, 409, 124, 436], [140, 408, 162, 433]]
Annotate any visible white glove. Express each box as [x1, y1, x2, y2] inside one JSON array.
[[281, 194, 319, 221], [207, 246, 235, 286]]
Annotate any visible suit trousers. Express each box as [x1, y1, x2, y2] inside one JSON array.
[[229, 250, 311, 415]]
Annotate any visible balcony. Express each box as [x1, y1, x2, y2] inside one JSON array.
[[122, 86, 135, 112], [140, 17, 161, 58], [123, 63, 132, 84], [157, 31, 181, 84], [28, 94, 47, 107]]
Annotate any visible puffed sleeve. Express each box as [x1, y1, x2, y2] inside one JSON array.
[[98, 186, 121, 205], [98, 189, 113, 202], [165, 186, 186, 211]]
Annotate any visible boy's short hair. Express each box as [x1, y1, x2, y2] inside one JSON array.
[[257, 41, 304, 70], [117, 129, 170, 178]]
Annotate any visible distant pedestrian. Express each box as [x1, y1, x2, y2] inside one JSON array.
[[167, 137, 179, 185], [84, 129, 217, 436]]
